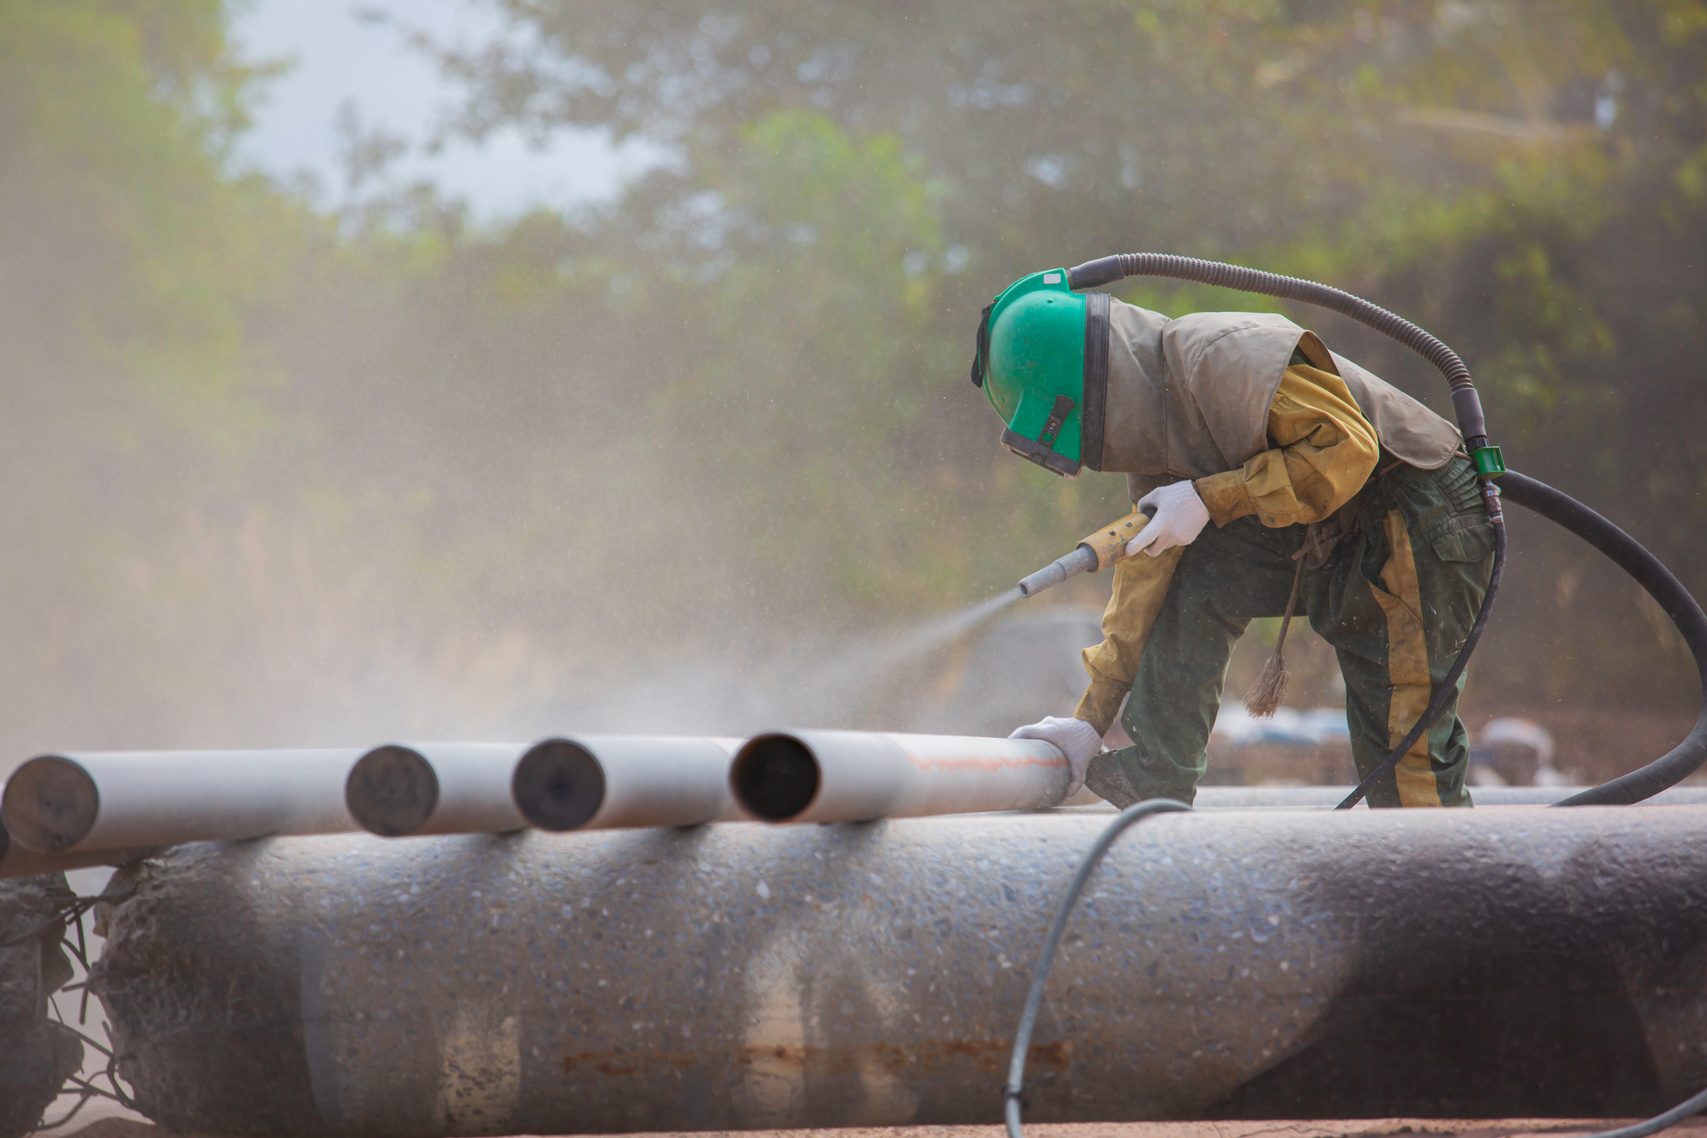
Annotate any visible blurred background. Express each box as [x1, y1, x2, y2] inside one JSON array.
[[1, 0, 1703, 786]]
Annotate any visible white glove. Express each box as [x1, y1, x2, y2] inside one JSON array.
[[1009, 716, 1103, 796], [1127, 480, 1211, 557]]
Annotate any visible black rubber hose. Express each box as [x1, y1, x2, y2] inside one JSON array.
[[1497, 472, 1707, 805], [1067, 253, 1488, 444], [1334, 472, 1707, 807]]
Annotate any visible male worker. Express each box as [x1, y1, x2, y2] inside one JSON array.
[[973, 267, 1495, 808]]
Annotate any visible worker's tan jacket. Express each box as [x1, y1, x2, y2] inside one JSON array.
[[1071, 303, 1463, 735], [1094, 302, 1460, 496]]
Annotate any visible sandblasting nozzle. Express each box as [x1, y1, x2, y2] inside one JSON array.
[[1017, 545, 1098, 597], [1015, 505, 1155, 599]]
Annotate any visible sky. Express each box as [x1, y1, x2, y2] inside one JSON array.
[[230, 0, 662, 221]]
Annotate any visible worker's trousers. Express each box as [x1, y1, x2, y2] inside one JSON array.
[[1111, 454, 1497, 808]]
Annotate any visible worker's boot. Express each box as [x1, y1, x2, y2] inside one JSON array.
[[1084, 751, 1140, 808]]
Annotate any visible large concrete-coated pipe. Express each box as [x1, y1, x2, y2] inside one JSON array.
[[731, 731, 1071, 822], [1, 750, 362, 853], [94, 807, 1707, 1135], [512, 736, 743, 831]]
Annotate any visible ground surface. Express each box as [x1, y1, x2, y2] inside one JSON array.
[[59, 1118, 1707, 1138]]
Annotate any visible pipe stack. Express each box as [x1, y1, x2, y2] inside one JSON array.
[[0, 731, 1092, 876], [11, 731, 1688, 881]]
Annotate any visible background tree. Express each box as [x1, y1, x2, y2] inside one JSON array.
[[0, 0, 1701, 771]]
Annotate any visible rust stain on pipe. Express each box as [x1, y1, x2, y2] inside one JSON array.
[[559, 1039, 1072, 1079]]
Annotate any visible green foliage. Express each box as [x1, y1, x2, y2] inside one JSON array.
[[0, 0, 290, 390], [4, 0, 1707, 754]]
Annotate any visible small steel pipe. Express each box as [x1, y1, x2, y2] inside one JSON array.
[[731, 731, 1071, 822], [346, 736, 745, 837], [0, 750, 362, 854], [345, 744, 530, 837], [513, 736, 743, 831]]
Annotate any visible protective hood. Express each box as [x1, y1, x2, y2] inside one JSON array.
[[970, 269, 1110, 476]]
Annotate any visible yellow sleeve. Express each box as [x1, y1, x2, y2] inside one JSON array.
[[1193, 363, 1380, 528], [1072, 544, 1185, 735]]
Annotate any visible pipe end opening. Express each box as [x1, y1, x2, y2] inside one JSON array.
[[731, 735, 821, 822], [2, 756, 98, 852], [513, 739, 606, 832], [346, 746, 439, 837]]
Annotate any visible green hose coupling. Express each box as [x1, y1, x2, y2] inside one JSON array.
[[1471, 444, 1506, 478]]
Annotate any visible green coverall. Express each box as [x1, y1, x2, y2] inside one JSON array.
[[1074, 365, 1497, 808]]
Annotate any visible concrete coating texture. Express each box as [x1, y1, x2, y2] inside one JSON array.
[[51, 1122, 1707, 1138], [92, 808, 1707, 1135]]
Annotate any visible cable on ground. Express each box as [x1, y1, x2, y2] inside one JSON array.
[[1004, 798, 1190, 1138]]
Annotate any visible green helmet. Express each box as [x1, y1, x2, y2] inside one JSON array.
[[968, 268, 1108, 477]]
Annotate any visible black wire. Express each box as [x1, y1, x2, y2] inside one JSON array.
[[1497, 472, 1707, 806], [0, 895, 98, 950], [1005, 799, 1190, 1138], [14, 889, 145, 1134]]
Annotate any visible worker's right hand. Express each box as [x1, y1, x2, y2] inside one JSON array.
[[1009, 716, 1103, 795], [1127, 480, 1211, 557]]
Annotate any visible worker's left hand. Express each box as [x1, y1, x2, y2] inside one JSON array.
[[1128, 480, 1210, 556], [1009, 716, 1103, 795]]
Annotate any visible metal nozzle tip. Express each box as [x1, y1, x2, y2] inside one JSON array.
[[1017, 545, 1098, 598]]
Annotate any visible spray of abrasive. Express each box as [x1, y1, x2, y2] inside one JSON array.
[[902, 586, 1023, 647], [773, 585, 1026, 723], [789, 521, 1110, 709], [831, 503, 1144, 680], [883, 505, 1152, 665], [787, 503, 1144, 720]]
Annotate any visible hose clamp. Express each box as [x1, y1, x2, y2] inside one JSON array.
[[1471, 444, 1506, 478]]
